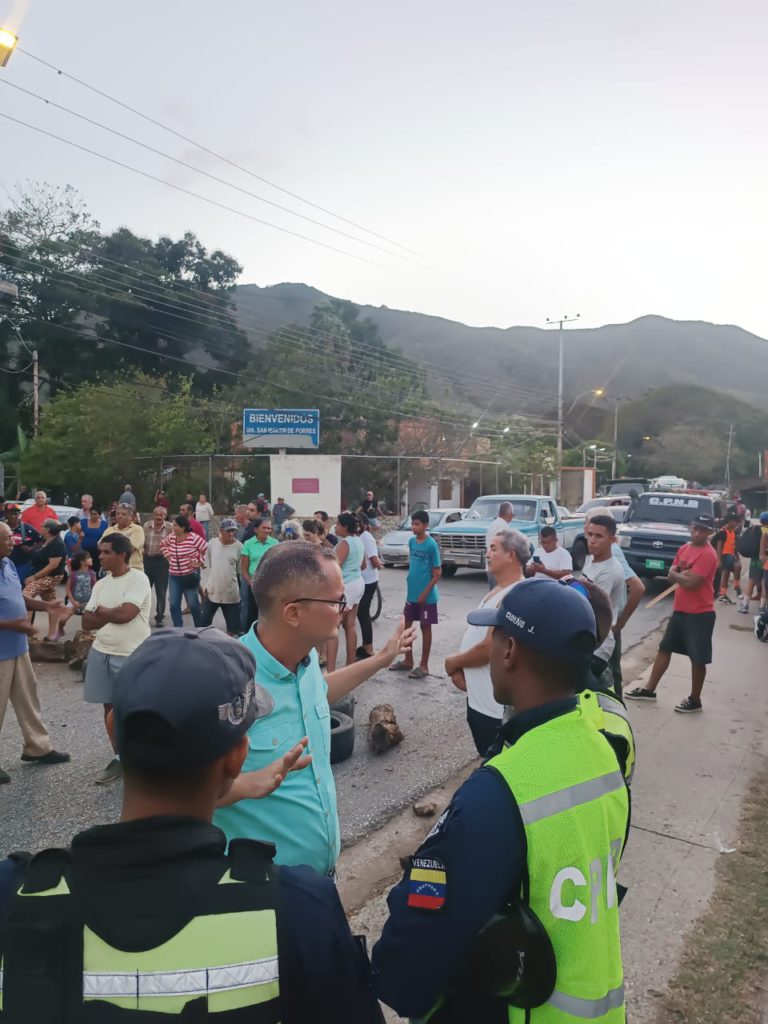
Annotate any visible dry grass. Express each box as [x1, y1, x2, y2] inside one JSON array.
[[658, 771, 768, 1024]]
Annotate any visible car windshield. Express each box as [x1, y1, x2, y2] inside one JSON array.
[[395, 512, 444, 531], [466, 499, 537, 522], [627, 495, 709, 526]]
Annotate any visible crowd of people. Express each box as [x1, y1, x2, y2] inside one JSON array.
[[0, 483, 765, 1021]]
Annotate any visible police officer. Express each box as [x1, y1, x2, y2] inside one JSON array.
[[372, 578, 630, 1023], [0, 628, 383, 1023]]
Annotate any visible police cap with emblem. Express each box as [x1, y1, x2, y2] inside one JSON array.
[[467, 576, 597, 660], [113, 627, 274, 769]]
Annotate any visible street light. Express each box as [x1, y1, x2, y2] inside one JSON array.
[[566, 387, 604, 416], [0, 28, 18, 67], [545, 313, 580, 502]]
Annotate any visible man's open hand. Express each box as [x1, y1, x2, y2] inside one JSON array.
[[235, 738, 312, 801], [379, 617, 418, 667]]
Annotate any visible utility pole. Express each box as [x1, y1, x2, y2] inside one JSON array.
[[32, 348, 39, 437], [725, 423, 734, 489], [545, 313, 580, 500], [611, 400, 619, 478]]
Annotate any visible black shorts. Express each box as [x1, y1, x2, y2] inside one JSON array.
[[659, 610, 716, 665]]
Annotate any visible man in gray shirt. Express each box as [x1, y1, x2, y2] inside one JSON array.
[[581, 513, 627, 691], [118, 484, 137, 510]]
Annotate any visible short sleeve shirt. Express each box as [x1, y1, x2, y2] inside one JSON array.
[[581, 554, 625, 659], [85, 568, 152, 657], [672, 542, 718, 614], [407, 536, 441, 604], [533, 544, 573, 572], [206, 538, 243, 604], [213, 630, 339, 875], [0, 559, 29, 661], [242, 535, 278, 575], [102, 524, 145, 572]]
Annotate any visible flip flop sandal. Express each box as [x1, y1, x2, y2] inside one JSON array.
[[388, 662, 413, 672], [408, 668, 429, 679]]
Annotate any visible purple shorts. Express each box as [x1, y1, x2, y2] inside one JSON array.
[[404, 601, 438, 626]]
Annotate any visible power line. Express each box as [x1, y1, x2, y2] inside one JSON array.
[[0, 110, 385, 267], [17, 314, 537, 436], [4, 242, 559, 411], [17, 46, 422, 258], [0, 78, 408, 261]]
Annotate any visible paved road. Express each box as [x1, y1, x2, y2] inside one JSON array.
[[0, 566, 671, 853]]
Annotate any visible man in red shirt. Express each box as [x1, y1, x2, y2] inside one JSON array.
[[20, 491, 58, 533], [180, 503, 206, 541], [626, 513, 719, 714]]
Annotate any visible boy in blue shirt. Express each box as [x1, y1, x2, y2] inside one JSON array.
[[389, 510, 441, 678]]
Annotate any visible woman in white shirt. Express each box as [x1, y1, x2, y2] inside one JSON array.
[[356, 513, 382, 660], [444, 528, 530, 756], [194, 493, 215, 539]]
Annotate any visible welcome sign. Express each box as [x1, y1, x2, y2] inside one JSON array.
[[242, 409, 320, 449]]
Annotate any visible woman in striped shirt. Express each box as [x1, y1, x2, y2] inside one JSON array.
[[161, 515, 208, 627]]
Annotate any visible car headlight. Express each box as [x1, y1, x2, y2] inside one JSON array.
[[618, 535, 631, 548]]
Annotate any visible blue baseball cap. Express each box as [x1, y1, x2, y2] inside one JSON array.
[[467, 577, 597, 660], [113, 628, 274, 769]]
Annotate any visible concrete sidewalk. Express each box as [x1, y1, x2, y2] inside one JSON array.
[[340, 603, 768, 1023]]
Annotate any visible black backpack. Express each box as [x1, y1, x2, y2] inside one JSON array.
[[737, 525, 762, 559]]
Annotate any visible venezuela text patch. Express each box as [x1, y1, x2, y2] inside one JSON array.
[[407, 856, 447, 911]]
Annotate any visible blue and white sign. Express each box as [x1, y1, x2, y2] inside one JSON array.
[[242, 408, 320, 449]]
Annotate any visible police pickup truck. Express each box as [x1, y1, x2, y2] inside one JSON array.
[[430, 494, 586, 576], [617, 491, 728, 577]]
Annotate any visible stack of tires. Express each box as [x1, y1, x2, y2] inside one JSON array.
[[329, 694, 355, 764]]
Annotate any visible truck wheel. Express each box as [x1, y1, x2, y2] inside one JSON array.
[[330, 694, 355, 719], [571, 538, 588, 572], [330, 712, 355, 764], [441, 565, 458, 578]]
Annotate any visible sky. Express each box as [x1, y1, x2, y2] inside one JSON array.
[[1, 0, 767, 338]]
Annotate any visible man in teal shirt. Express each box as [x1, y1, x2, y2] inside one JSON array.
[[241, 519, 279, 630], [389, 509, 441, 679], [214, 541, 414, 875]]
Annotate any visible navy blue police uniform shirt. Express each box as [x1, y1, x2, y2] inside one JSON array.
[[0, 818, 382, 1024], [372, 698, 578, 1023]]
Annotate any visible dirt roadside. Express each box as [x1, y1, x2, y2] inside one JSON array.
[[336, 610, 768, 1023]]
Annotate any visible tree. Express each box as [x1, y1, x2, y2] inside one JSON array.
[[19, 375, 220, 505], [0, 183, 249, 449]]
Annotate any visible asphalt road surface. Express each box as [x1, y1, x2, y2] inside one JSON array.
[[0, 567, 671, 855]]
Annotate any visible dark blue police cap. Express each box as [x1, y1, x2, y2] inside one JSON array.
[[113, 627, 273, 768], [467, 577, 597, 660]]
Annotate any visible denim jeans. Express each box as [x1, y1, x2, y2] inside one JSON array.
[[169, 573, 202, 627]]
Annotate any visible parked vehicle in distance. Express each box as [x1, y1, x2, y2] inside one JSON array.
[[649, 475, 687, 491], [379, 508, 467, 568], [430, 495, 586, 576], [577, 495, 633, 515], [20, 500, 81, 525], [618, 491, 728, 577], [603, 477, 648, 496]]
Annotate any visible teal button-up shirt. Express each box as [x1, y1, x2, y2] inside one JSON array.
[[213, 626, 340, 875]]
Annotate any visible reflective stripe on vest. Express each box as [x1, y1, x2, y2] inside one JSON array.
[[487, 706, 628, 1024], [518, 771, 626, 826], [548, 984, 625, 1019], [82, 954, 279, 999], [595, 694, 627, 722]]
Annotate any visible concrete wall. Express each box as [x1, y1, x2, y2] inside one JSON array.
[[269, 453, 341, 517]]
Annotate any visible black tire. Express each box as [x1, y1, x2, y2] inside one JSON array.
[[330, 694, 356, 719], [441, 565, 458, 578], [571, 538, 588, 572], [330, 711, 355, 764], [370, 584, 383, 623]]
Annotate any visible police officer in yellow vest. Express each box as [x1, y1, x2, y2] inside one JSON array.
[[0, 627, 383, 1023], [372, 577, 630, 1022]]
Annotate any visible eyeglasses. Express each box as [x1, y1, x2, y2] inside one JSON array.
[[286, 596, 347, 613]]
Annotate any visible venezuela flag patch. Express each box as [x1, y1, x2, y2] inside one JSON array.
[[407, 856, 447, 911]]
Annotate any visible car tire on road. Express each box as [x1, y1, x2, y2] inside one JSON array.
[[441, 565, 458, 578], [330, 694, 355, 720], [571, 538, 588, 572], [330, 711, 355, 764]]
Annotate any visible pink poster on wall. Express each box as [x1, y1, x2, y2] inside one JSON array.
[[292, 478, 320, 494]]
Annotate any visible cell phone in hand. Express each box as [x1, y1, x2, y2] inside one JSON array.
[[532, 556, 542, 564]]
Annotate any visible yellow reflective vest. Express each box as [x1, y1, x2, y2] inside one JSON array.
[[487, 705, 629, 1023]]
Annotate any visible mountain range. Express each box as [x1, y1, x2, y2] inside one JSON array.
[[234, 283, 768, 413]]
